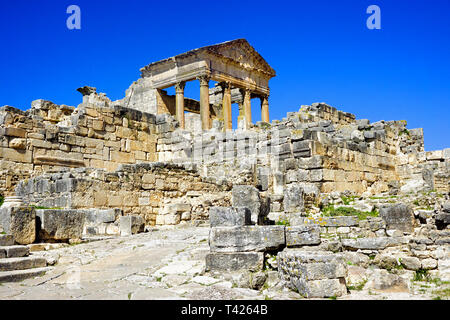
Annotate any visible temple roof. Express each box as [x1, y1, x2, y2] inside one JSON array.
[[140, 39, 276, 78]]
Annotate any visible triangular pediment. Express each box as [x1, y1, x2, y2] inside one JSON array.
[[203, 39, 276, 77]]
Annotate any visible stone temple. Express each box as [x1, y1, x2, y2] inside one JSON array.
[[0, 39, 449, 299]]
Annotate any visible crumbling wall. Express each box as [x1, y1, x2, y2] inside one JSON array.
[[16, 162, 231, 226], [0, 91, 161, 195]]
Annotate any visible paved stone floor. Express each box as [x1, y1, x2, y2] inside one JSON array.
[[0, 224, 441, 300]]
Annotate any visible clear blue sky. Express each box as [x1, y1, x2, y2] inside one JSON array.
[[1, 0, 449, 150]]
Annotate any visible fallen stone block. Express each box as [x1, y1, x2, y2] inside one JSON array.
[[119, 215, 144, 236], [365, 269, 408, 292], [209, 225, 285, 252], [435, 213, 450, 229], [36, 209, 85, 242], [277, 249, 347, 298], [209, 207, 252, 227], [205, 252, 264, 272], [231, 185, 262, 224], [0, 207, 36, 245], [341, 237, 396, 250], [285, 225, 321, 247], [379, 203, 415, 233]]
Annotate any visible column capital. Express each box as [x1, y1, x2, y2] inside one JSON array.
[[197, 75, 210, 86], [174, 81, 186, 93]]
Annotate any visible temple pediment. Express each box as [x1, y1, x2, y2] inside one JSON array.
[[140, 39, 276, 90]]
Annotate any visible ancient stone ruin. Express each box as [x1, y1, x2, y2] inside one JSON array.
[[0, 39, 448, 299]]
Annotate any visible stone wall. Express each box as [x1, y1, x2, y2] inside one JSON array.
[[0, 90, 161, 195], [16, 162, 230, 226], [155, 103, 419, 201]]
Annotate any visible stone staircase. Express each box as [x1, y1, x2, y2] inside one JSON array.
[[0, 234, 52, 283]]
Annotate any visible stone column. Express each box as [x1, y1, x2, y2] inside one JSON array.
[[175, 81, 186, 129], [261, 95, 270, 123], [243, 89, 252, 129], [198, 75, 211, 130], [222, 82, 232, 131]]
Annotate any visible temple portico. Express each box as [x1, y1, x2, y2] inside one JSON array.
[[137, 39, 276, 131]]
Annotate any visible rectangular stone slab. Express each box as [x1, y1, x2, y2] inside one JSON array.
[[0, 207, 36, 245], [285, 225, 321, 247], [36, 209, 85, 241], [0, 256, 47, 272], [0, 245, 29, 258], [209, 207, 251, 227], [205, 252, 264, 272], [209, 225, 285, 252]]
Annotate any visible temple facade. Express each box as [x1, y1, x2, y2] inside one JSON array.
[[120, 39, 276, 131]]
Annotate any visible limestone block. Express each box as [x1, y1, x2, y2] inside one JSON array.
[[0, 147, 33, 163], [205, 252, 264, 272], [277, 249, 347, 298], [209, 206, 251, 227], [119, 215, 144, 236], [0, 234, 14, 246], [0, 207, 36, 245], [379, 203, 415, 233], [209, 225, 285, 252], [231, 185, 262, 224], [285, 225, 321, 247], [9, 138, 26, 149], [4, 127, 27, 138], [341, 237, 394, 250], [365, 269, 408, 292], [283, 183, 304, 213], [399, 256, 421, 271], [36, 209, 85, 241]]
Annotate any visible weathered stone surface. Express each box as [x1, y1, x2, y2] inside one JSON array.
[[205, 252, 264, 272], [341, 237, 393, 250], [285, 225, 321, 247], [277, 249, 347, 298], [283, 183, 304, 213], [294, 216, 358, 227], [0, 234, 14, 246], [365, 269, 408, 292], [0, 256, 47, 272], [379, 203, 415, 233], [231, 185, 261, 224], [209, 226, 285, 252], [0, 267, 53, 283], [435, 213, 450, 229], [0, 245, 29, 258], [119, 215, 145, 236], [36, 209, 85, 241], [209, 207, 251, 227], [399, 256, 421, 271], [0, 207, 36, 245]]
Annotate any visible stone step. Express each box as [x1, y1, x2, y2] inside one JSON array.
[[0, 234, 14, 246], [0, 267, 53, 283], [0, 245, 30, 258], [0, 256, 47, 272]]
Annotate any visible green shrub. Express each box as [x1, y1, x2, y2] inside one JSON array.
[[322, 205, 379, 220]]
